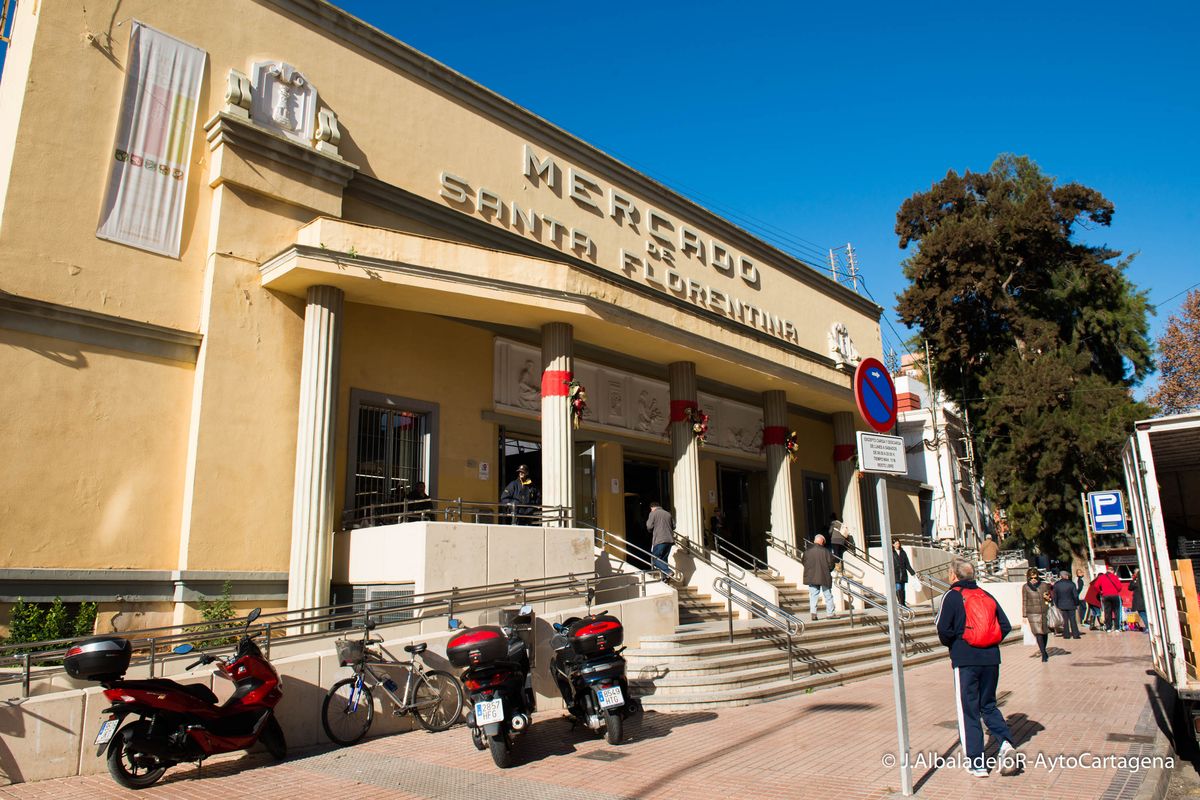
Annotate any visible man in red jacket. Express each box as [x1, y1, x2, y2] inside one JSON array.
[[1095, 566, 1126, 633]]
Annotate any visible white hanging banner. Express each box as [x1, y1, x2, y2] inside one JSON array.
[[96, 22, 207, 258]]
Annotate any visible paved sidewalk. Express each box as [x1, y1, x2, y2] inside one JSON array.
[[0, 630, 1172, 799]]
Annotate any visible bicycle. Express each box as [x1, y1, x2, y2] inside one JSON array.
[[321, 619, 465, 746]]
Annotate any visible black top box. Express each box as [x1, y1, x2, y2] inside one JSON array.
[[569, 615, 623, 656], [447, 626, 508, 668], [65, 636, 132, 682]]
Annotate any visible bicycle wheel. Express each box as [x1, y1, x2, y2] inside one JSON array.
[[411, 669, 464, 732], [322, 676, 374, 746]]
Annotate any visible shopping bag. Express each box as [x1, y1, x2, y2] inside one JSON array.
[[1022, 625, 1035, 647], [1046, 605, 1063, 632]]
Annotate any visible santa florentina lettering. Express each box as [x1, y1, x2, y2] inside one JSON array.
[[438, 144, 801, 345]]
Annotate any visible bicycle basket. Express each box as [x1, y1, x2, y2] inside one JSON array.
[[335, 638, 365, 667]]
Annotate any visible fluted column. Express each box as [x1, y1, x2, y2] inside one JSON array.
[[288, 285, 343, 619], [669, 362, 703, 545], [762, 390, 797, 545], [832, 411, 865, 550], [540, 323, 574, 526]]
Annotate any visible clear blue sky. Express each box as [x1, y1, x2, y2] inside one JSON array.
[[3, 2, 1196, 393], [335, 0, 1198, 395]]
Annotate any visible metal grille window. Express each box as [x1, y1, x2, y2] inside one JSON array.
[[351, 404, 430, 518]]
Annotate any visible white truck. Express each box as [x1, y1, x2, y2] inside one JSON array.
[[1122, 411, 1200, 740]]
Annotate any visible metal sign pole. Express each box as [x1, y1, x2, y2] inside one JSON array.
[[1080, 492, 1096, 577], [877, 473, 913, 795]]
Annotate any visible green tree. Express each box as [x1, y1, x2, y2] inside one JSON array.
[[895, 155, 1154, 557], [1148, 289, 1200, 413], [896, 155, 1152, 405]]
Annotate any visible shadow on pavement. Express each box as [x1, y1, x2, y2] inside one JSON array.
[[1145, 673, 1200, 774], [506, 710, 719, 767]]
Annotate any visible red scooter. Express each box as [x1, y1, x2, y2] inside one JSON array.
[[66, 607, 285, 789]]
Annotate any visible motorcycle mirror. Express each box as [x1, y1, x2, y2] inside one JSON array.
[[518, 604, 533, 616], [364, 618, 376, 631], [246, 608, 262, 624], [172, 643, 194, 655], [447, 618, 462, 630]]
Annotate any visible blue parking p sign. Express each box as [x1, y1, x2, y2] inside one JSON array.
[[1087, 490, 1127, 534]]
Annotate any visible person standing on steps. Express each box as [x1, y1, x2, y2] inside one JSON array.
[[936, 559, 1021, 778], [646, 501, 675, 581], [802, 534, 837, 622], [828, 513, 848, 567], [1022, 568, 1051, 661], [980, 533, 999, 576], [892, 540, 915, 608]]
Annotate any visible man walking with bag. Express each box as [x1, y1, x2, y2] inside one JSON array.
[[936, 559, 1021, 777], [1052, 570, 1081, 639], [802, 534, 837, 621]]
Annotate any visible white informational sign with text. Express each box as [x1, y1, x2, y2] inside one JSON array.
[[856, 431, 908, 475]]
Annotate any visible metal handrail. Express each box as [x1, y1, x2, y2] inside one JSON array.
[[709, 533, 779, 577], [763, 534, 868, 582], [342, 498, 571, 530], [672, 532, 748, 581], [584, 523, 679, 585], [764, 533, 806, 562], [837, 574, 916, 624], [712, 575, 805, 680], [0, 570, 637, 698]]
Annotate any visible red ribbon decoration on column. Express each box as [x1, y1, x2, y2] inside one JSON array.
[[669, 400, 698, 422], [833, 444, 856, 462], [541, 370, 573, 397], [762, 426, 788, 446]]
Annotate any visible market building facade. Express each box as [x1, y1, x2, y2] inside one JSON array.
[[0, 0, 889, 628]]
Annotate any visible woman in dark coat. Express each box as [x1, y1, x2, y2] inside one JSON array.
[[1129, 569, 1148, 632], [892, 540, 915, 608], [1022, 567, 1051, 662]]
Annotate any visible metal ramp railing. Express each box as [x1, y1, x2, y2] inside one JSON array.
[[712, 575, 805, 680], [585, 523, 679, 587], [0, 570, 633, 698]]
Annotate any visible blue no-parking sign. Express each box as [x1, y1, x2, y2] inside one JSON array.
[[853, 357, 898, 434], [1087, 490, 1127, 534]]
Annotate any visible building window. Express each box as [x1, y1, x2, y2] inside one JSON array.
[[346, 390, 439, 526]]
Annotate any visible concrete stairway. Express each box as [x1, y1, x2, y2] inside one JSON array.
[[628, 607, 959, 710], [676, 585, 730, 625]]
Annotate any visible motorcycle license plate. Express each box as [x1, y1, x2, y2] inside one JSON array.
[[94, 719, 119, 746], [474, 698, 504, 726], [597, 686, 624, 709]]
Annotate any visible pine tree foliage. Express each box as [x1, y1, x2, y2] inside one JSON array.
[[1148, 289, 1200, 414], [894, 155, 1154, 557]]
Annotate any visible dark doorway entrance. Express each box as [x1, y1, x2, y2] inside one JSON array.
[[717, 465, 771, 562], [622, 459, 671, 562], [499, 433, 541, 509], [803, 474, 833, 543]]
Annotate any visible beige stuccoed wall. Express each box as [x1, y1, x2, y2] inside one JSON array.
[[0, 2, 214, 332], [788, 414, 838, 540], [0, 327, 192, 570], [334, 305, 496, 511]]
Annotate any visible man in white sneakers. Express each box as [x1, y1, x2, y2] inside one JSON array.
[[936, 559, 1021, 777]]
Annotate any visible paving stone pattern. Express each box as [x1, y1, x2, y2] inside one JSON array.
[[0, 630, 1168, 799]]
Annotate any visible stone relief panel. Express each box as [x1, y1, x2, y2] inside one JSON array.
[[700, 392, 764, 454], [250, 60, 316, 144], [493, 339, 761, 458], [630, 378, 669, 434]]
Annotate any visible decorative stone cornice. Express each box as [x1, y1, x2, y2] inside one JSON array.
[[254, 0, 881, 321], [0, 292, 201, 363], [204, 110, 358, 189]]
